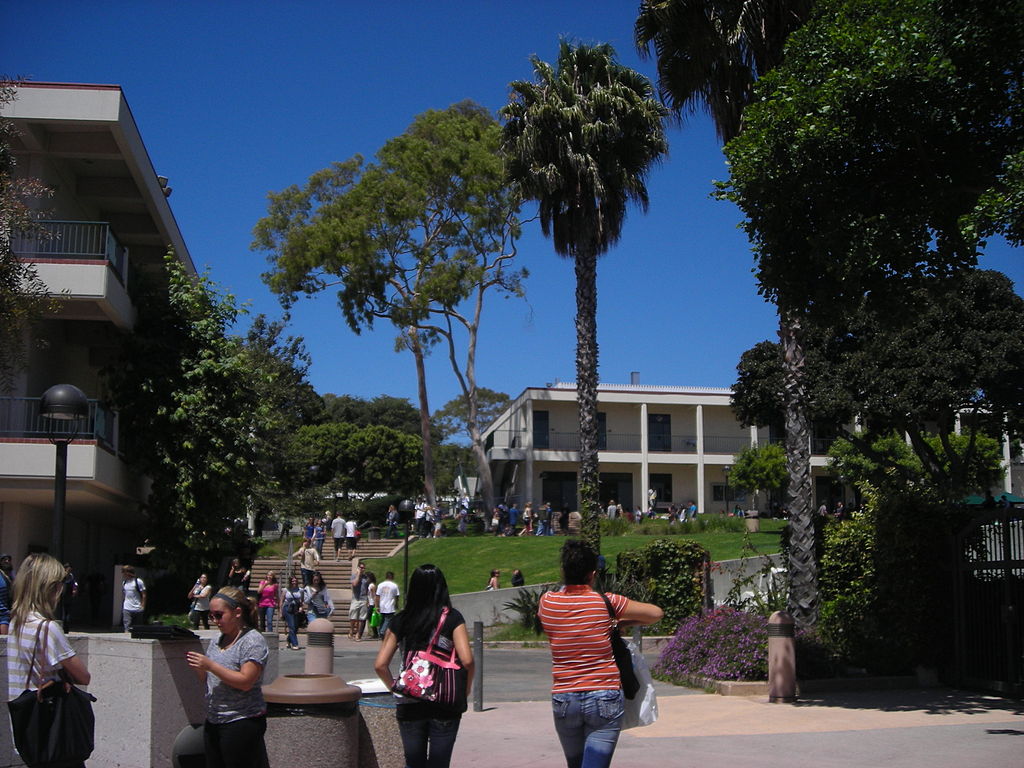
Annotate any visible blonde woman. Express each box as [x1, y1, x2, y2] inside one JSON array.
[[186, 586, 269, 768], [7, 553, 91, 704]]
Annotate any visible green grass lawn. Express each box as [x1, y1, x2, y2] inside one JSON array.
[[359, 519, 785, 596]]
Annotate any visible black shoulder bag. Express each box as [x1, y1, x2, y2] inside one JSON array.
[[8, 620, 97, 767], [599, 593, 640, 700]]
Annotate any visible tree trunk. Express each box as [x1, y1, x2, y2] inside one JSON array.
[[779, 311, 817, 629], [575, 250, 601, 553], [449, 299, 497, 515], [409, 328, 437, 507]]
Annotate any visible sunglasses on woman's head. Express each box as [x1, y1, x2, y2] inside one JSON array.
[[210, 611, 227, 620]]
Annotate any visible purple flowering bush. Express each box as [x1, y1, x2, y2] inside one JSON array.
[[654, 607, 768, 682]]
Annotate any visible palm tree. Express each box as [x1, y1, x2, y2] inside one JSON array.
[[501, 41, 668, 553], [635, 0, 817, 627]]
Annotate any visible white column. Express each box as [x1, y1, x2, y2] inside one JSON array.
[[696, 405, 705, 514], [955, 413, 962, 436], [524, 398, 535, 504], [750, 425, 758, 447], [639, 403, 649, 510]]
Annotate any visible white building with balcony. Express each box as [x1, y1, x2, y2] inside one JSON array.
[[484, 380, 1020, 514], [485, 380, 857, 515], [1, 83, 195, 579]]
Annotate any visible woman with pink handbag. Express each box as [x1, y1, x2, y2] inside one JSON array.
[[374, 564, 474, 768]]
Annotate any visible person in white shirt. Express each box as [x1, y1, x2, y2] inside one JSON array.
[[330, 513, 347, 561], [345, 518, 358, 559], [414, 501, 427, 537], [374, 571, 400, 638], [121, 565, 146, 632]]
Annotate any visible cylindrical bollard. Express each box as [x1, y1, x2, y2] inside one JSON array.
[[745, 510, 760, 533], [304, 617, 335, 674], [767, 610, 796, 703], [263, 618, 363, 767]]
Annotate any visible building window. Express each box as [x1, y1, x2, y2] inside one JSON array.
[[649, 413, 671, 451], [533, 409, 549, 449], [598, 412, 607, 451]]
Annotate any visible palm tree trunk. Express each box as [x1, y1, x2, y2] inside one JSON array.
[[779, 311, 817, 629], [575, 250, 601, 553], [409, 328, 437, 507]]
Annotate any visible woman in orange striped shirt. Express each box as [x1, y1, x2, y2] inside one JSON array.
[[538, 540, 663, 768]]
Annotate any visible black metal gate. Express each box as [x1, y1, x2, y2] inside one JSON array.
[[953, 506, 1024, 696]]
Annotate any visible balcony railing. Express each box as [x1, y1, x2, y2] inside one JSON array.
[[0, 397, 116, 451], [12, 221, 128, 284], [703, 435, 753, 454], [487, 429, 759, 456]]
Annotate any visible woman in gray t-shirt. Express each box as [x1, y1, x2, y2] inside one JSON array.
[[187, 586, 269, 768]]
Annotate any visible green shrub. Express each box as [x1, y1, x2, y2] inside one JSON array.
[[794, 627, 841, 680], [654, 607, 768, 682], [817, 493, 969, 674], [502, 586, 550, 634], [615, 538, 708, 634]]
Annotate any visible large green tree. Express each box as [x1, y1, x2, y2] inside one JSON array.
[[242, 315, 324, 522], [254, 102, 524, 513], [289, 422, 423, 500], [323, 393, 424, 435], [501, 41, 668, 552], [635, 0, 813, 143], [722, 0, 1023, 313], [106, 253, 264, 564], [733, 269, 1024, 501], [635, 0, 817, 624], [432, 388, 510, 444], [722, 0, 1023, 540], [0, 81, 51, 390]]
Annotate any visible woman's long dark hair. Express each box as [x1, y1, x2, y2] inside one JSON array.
[[393, 564, 452, 647]]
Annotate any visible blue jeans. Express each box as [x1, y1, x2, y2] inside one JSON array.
[[551, 690, 624, 768], [259, 605, 275, 632], [397, 717, 462, 768], [283, 609, 299, 647]]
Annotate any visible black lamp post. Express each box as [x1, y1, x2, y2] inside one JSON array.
[[40, 384, 89, 561], [398, 498, 415, 608]]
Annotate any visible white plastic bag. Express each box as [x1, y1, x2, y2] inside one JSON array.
[[621, 639, 658, 729]]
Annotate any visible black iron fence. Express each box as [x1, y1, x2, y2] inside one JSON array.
[[953, 506, 1024, 696]]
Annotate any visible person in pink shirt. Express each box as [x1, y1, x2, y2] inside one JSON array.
[[256, 571, 280, 632]]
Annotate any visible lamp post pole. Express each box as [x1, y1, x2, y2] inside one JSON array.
[[52, 441, 69, 559], [40, 384, 89, 562]]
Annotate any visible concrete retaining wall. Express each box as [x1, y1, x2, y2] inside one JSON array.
[[451, 584, 555, 627]]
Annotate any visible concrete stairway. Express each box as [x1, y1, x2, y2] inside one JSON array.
[[250, 537, 405, 642]]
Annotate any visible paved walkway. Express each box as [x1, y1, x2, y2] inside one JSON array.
[[456, 688, 1024, 768], [281, 636, 1024, 768]]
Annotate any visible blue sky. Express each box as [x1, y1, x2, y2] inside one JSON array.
[[4, 1, 1020, 411]]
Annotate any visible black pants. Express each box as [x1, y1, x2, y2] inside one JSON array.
[[204, 716, 268, 768]]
